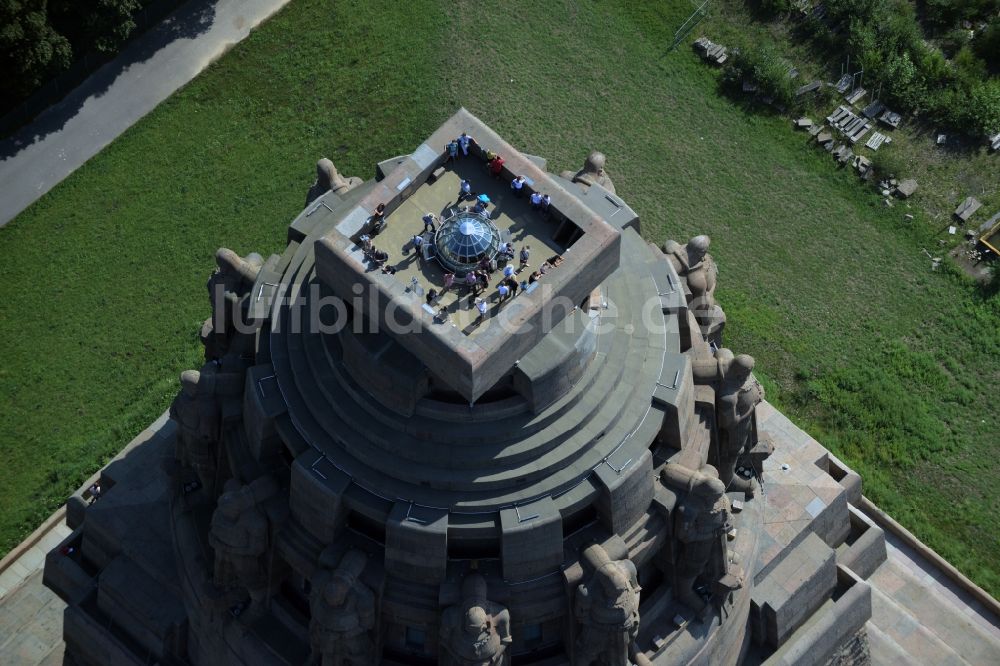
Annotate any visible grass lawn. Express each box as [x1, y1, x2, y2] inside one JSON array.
[[1, 0, 997, 595]]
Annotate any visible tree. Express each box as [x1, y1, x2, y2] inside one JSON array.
[[722, 45, 796, 109], [974, 19, 1000, 74], [0, 0, 72, 101], [49, 0, 141, 55], [964, 79, 1000, 136]]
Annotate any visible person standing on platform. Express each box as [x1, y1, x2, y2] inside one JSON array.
[[458, 132, 476, 157], [458, 179, 473, 203], [511, 175, 527, 197], [489, 155, 505, 179]]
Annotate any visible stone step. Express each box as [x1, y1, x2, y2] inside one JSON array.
[[867, 557, 1000, 665], [864, 620, 918, 664], [301, 284, 633, 468], [272, 255, 656, 482], [263, 219, 667, 507], [868, 584, 971, 666]]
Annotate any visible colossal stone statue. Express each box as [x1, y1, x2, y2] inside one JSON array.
[[208, 479, 274, 611], [169, 357, 247, 493], [560, 151, 616, 194], [440, 572, 512, 666], [573, 544, 641, 666], [661, 463, 733, 617], [662, 235, 726, 345], [309, 549, 376, 666], [305, 157, 364, 207], [169, 368, 220, 490], [716, 354, 768, 498], [203, 247, 263, 359]]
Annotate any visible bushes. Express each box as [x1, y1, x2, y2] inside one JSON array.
[[804, 0, 999, 136], [964, 80, 1000, 136], [973, 19, 1000, 74], [722, 45, 797, 108]]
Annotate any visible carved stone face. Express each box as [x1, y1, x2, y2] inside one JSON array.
[[218, 491, 243, 519], [316, 158, 337, 188], [687, 235, 711, 264], [465, 606, 488, 635], [180, 370, 201, 398], [324, 575, 351, 606], [730, 354, 755, 383], [584, 151, 606, 175]]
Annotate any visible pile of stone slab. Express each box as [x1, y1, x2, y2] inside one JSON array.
[[851, 155, 872, 176], [795, 80, 822, 96], [826, 105, 872, 144], [861, 100, 885, 119], [693, 37, 728, 65], [954, 196, 982, 222], [879, 109, 902, 128], [844, 87, 866, 105], [832, 143, 854, 165], [861, 100, 902, 128], [865, 131, 889, 151]]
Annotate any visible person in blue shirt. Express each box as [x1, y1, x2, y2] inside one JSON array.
[[457, 132, 476, 157], [446, 139, 459, 163], [511, 175, 526, 197], [458, 179, 473, 203]]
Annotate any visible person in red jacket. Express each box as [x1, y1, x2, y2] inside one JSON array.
[[489, 155, 505, 179]]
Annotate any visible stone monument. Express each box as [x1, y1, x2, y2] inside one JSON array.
[[45, 109, 894, 665]]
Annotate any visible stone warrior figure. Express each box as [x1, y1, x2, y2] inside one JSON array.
[[716, 354, 767, 498], [169, 358, 247, 492], [660, 463, 733, 617], [440, 572, 513, 666], [169, 368, 220, 490], [560, 150, 616, 194], [305, 157, 363, 207], [203, 247, 263, 360], [662, 235, 726, 346], [309, 549, 376, 666], [573, 544, 641, 666], [208, 478, 275, 612]]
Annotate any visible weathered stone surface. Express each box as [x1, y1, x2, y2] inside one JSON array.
[[42, 110, 997, 666]]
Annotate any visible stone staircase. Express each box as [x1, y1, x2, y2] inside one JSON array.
[[865, 554, 1000, 665]]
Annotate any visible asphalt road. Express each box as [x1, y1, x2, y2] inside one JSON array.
[[0, 0, 292, 228]]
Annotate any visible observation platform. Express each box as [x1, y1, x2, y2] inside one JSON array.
[[312, 108, 622, 402], [371, 157, 567, 335]]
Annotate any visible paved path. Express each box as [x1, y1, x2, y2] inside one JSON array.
[[0, 571, 66, 666], [0, 0, 293, 227], [0, 520, 71, 666]]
